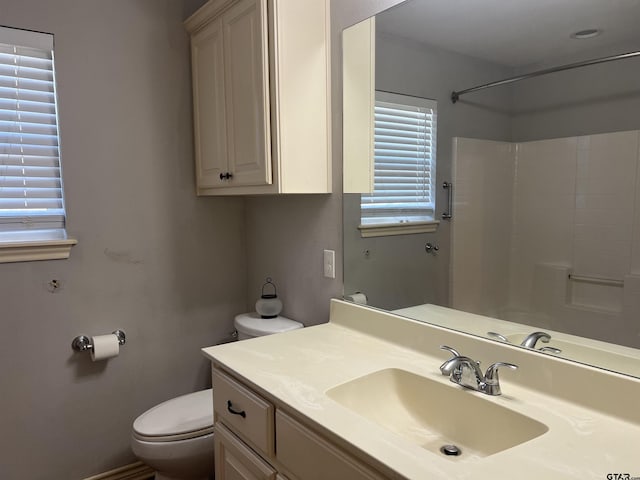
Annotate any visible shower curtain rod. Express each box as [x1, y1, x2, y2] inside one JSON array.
[[451, 50, 640, 103]]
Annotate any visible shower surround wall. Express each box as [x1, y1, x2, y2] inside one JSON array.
[[451, 132, 640, 348]]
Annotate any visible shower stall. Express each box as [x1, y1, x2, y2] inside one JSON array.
[[450, 131, 640, 349]]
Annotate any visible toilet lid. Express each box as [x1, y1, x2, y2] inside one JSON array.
[[234, 312, 303, 337], [133, 389, 213, 440]]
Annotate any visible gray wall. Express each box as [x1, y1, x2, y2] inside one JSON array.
[[344, 32, 513, 310], [0, 1, 246, 479], [0, 0, 414, 478], [245, 195, 342, 326], [511, 43, 640, 141], [244, 0, 409, 326], [0, 0, 627, 475]]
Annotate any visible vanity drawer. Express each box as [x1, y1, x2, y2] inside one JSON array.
[[213, 368, 275, 457], [276, 411, 385, 480], [215, 422, 277, 480]]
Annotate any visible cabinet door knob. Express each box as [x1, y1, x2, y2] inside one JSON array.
[[219, 172, 233, 180]]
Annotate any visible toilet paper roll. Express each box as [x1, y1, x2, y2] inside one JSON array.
[[90, 334, 120, 361], [344, 292, 367, 305]]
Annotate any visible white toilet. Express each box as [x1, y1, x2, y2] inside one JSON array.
[[131, 313, 303, 480]]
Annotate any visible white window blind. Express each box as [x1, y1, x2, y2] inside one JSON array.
[[361, 91, 436, 226], [0, 27, 66, 236]]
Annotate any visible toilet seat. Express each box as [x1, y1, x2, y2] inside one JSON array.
[[133, 389, 214, 443]]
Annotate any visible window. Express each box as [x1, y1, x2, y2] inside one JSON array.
[[0, 26, 75, 262], [360, 91, 438, 237]]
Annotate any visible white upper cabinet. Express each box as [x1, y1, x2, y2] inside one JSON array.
[[185, 0, 331, 195]]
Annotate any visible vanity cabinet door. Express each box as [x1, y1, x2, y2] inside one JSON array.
[[215, 423, 277, 480], [276, 411, 385, 480]]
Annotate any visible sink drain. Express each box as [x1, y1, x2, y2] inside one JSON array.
[[440, 444, 462, 456]]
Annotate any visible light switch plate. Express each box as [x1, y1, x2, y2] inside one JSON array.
[[323, 249, 336, 279]]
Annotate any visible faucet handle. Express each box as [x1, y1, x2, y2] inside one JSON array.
[[439, 345, 461, 376], [483, 362, 518, 396], [440, 345, 461, 357], [484, 362, 518, 382], [539, 346, 562, 354], [487, 331, 509, 342]]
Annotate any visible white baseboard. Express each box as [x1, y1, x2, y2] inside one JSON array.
[[83, 461, 154, 480]]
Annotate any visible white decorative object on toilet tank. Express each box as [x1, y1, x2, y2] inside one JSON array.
[[255, 277, 283, 318]]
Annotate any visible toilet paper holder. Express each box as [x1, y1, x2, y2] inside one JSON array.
[[72, 330, 126, 352]]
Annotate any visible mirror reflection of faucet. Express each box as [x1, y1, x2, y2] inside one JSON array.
[[486, 331, 562, 354], [521, 331, 551, 348]]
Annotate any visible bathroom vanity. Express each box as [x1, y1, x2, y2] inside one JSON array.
[[212, 367, 385, 479], [202, 300, 640, 479]]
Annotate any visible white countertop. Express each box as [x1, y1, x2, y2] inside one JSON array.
[[203, 300, 640, 480]]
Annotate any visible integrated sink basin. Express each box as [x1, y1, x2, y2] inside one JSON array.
[[326, 368, 548, 459]]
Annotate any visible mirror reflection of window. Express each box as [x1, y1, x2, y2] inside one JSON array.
[[360, 91, 437, 229]]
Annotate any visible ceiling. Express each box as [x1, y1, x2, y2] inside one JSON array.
[[376, 0, 640, 67]]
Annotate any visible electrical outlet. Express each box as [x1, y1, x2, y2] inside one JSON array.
[[323, 249, 336, 279]]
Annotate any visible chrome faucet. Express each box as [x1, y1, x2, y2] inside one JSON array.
[[520, 331, 551, 349], [487, 330, 562, 353], [439, 346, 518, 396]]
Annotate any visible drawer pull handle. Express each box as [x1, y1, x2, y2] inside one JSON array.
[[227, 400, 246, 418]]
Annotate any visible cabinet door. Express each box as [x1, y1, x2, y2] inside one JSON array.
[[276, 411, 385, 480], [223, 0, 272, 186], [215, 423, 277, 480], [191, 18, 228, 188]]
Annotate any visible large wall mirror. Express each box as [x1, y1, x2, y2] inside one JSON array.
[[342, 0, 640, 378]]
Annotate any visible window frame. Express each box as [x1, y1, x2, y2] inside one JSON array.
[[0, 26, 76, 263]]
